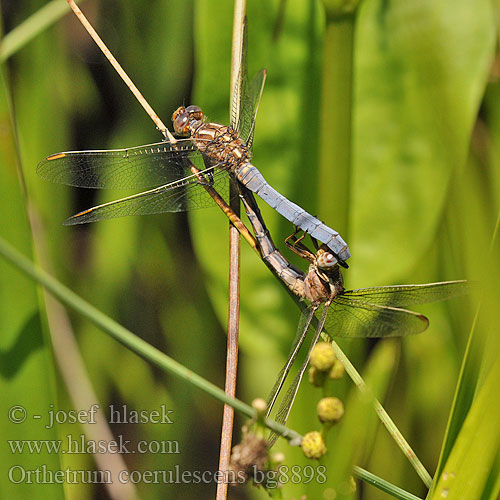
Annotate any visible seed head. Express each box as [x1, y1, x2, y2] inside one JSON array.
[[317, 397, 344, 424], [301, 431, 327, 459], [310, 342, 336, 371]]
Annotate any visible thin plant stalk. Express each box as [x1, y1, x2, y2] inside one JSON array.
[[331, 340, 432, 487], [216, 3, 246, 499], [353, 466, 424, 500], [66, 0, 173, 141]]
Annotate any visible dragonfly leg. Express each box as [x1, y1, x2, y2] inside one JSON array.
[[197, 170, 214, 186], [310, 236, 320, 251], [205, 169, 215, 186], [285, 227, 305, 246], [285, 230, 315, 263]]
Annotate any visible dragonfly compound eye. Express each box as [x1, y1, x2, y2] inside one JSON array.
[[172, 107, 190, 135], [185, 105, 203, 121]]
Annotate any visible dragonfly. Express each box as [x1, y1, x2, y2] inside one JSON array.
[[239, 190, 469, 442], [37, 69, 350, 267]]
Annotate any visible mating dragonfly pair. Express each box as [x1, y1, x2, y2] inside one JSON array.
[[38, 65, 468, 440]]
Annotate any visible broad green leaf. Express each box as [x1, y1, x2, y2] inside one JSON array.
[[351, 0, 496, 286]]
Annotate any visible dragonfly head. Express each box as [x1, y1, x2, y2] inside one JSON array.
[[316, 247, 338, 270], [172, 105, 204, 135]]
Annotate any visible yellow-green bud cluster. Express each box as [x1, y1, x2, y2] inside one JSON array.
[[301, 431, 327, 459], [302, 343, 346, 460], [310, 342, 336, 371], [317, 397, 344, 424]]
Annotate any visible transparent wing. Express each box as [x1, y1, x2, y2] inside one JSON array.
[[235, 69, 266, 149], [266, 308, 315, 418], [322, 298, 429, 338], [37, 139, 205, 190], [230, 18, 267, 147], [342, 280, 470, 307], [267, 305, 329, 447], [63, 166, 230, 225]]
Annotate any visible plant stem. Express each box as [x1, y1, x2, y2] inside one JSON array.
[[332, 341, 433, 487], [216, 4, 246, 500], [353, 466, 424, 500]]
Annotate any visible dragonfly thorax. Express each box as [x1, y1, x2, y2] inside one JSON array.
[[304, 262, 344, 306], [192, 122, 250, 169], [172, 104, 250, 169]]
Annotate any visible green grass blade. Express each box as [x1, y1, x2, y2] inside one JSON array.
[[1, 0, 80, 61], [331, 339, 432, 487], [353, 466, 423, 500], [429, 360, 500, 500]]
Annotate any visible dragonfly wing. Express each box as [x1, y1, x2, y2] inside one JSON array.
[[267, 305, 329, 447], [63, 166, 229, 224], [342, 281, 470, 307], [237, 68, 267, 149], [230, 20, 267, 147], [266, 308, 315, 417], [322, 297, 429, 338], [37, 139, 206, 189]]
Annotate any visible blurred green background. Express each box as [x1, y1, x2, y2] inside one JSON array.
[[1, 0, 499, 499]]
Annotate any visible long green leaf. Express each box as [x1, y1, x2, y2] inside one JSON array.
[[0, 49, 65, 500], [351, 0, 495, 285], [429, 360, 500, 500]]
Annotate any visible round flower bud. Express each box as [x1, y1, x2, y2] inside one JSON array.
[[317, 397, 344, 424], [310, 342, 336, 372], [301, 431, 327, 459], [329, 359, 345, 380]]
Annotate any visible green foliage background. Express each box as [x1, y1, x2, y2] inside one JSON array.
[[0, 0, 499, 499]]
